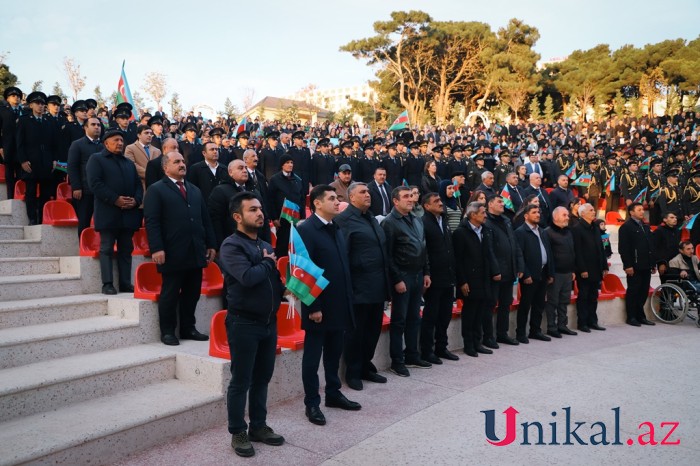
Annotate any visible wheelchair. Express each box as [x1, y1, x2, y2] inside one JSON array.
[[650, 278, 700, 326]]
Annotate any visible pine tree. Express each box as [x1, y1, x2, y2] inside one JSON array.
[[528, 97, 541, 122], [543, 95, 555, 123]]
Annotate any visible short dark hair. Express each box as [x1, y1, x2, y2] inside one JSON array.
[[203, 141, 217, 153], [392, 186, 411, 201], [627, 202, 643, 214], [679, 240, 693, 250], [374, 166, 386, 175], [524, 204, 540, 215], [486, 194, 500, 205], [309, 184, 335, 212], [422, 192, 440, 206], [229, 191, 260, 218], [663, 211, 677, 219], [137, 124, 151, 135]]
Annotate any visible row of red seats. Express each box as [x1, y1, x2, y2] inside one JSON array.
[[79, 227, 150, 257]]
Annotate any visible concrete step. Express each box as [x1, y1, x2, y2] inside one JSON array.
[[0, 224, 77, 257], [0, 345, 176, 422], [0, 315, 144, 369], [0, 257, 60, 276], [0, 379, 224, 466], [0, 294, 109, 329], [0, 272, 83, 301], [0, 199, 28, 226], [0, 225, 24, 240]]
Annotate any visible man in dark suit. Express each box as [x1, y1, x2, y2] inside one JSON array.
[[297, 185, 359, 426], [367, 167, 392, 217], [67, 116, 103, 237], [503, 172, 525, 216], [0, 86, 24, 199], [145, 138, 178, 189], [144, 151, 217, 345], [187, 142, 230, 204], [380, 142, 403, 189], [514, 204, 555, 343], [208, 159, 250, 250], [618, 202, 657, 326], [524, 172, 552, 225], [549, 175, 575, 212], [335, 182, 391, 390], [86, 129, 143, 294], [524, 151, 544, 176], [17, 92, 60, 225]]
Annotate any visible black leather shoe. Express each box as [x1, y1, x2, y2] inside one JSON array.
[[422, 353, 443, 365], [180, 328, 209, 341], [346, 378, 363, 391], [589, 323, 606, 331], [639, 318, 656, 326], [475, 345, 493, 354], [362, 372, 387, 383], [405, 358, 432, 368], [161, 334, 180, 346], [390, 363, 410, 377], [579, 326, 591, 332], [435, 350, 460, 361], [516, 335, 529, 344], [529, 332, 551, 342], [559, 327, 578, 336], [102, 284, 117, 295], [325, 393, 361, 411], [463, 347, 478, 357], [119, 284, 134, 293], [497, 336, 520, 346], [483, 339, 500, 349], [627, 319, 641, 327], [305, 406, 326, 425], [547, 330, 562, 338]]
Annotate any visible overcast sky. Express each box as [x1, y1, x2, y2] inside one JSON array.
[[2, 0, 698, 115]]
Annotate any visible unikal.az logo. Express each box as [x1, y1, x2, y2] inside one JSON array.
[[482, 407, 680, 446]]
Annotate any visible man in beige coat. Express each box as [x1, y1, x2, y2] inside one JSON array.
[[125, 125, 161, 191], [668, 241, 700, 292]]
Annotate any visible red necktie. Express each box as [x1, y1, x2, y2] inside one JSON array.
[[176, 181, 186, 199]]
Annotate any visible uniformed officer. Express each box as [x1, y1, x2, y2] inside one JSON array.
[[148, 115, 165, 151], [602, 153, 622, 214], [493, 150, 513, 192], [658, 168, 683, 219], [647, 158, 665, 225], [260, 131, 283, 181], [210, 127, 233, 167], [1, 86, 24, 199], [467, 154, 487, 192], [380, 141, 403, 189], [178, 123, 200, 166], [620, 159, 643, 206], [311, 138, 335, 185], [403, 141, 424, 187], [288, 130, 312, 197], [111, 102, 138, 145], [684, 170, 700, 245], [232, 131, 250, 160], [357, 142, 380, 184], [45, 95, 66, 129]]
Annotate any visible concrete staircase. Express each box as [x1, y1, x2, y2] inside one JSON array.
[[0, 199, 230, 466]]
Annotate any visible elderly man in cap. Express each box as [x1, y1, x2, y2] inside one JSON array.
[[330, 164, 353, 202], [267, 154, 305, 257], [0, 86, 24, 199], [87, 129, 143, 294], [16, 91, 61, 224]]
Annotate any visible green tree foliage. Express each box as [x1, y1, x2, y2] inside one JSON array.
[[528, 97, 541, 121], [94, 85, 105, 108], [223, 97, 237, 116], [32, 81, 43, 92], [612, 92, 627, 117], [543, 95, 555, 123], [347, 98, 375, 124], [169, 93, 183, 117], [0, 63, 20, 98], [52, 82, 67, 100]]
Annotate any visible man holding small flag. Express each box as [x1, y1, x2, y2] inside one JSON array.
[[388, 110, 409, 132], [268, 154, 304, 257], [295, 185, 359, 426], [620, 159, 643, 206]]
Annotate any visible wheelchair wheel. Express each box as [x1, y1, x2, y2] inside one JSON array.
[[650, 283, 689, 324]]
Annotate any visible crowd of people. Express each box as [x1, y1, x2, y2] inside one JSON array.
[[2, 86, 699, 457]]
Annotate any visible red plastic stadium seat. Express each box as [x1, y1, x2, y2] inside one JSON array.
[[696, 244, 700, 259], [545, 187, 553, 194], [79, 227, 101, 257], [572, 187, 579, 197], [597, 198, 606, 211], [277, 302, 305, 350], [42, 200, 78, 226], [605, 211, 625, 225], [452, 299, 463, 319], [602, 274, 626, 299], [131, 228, 151, 256], [201, 262, 224, 296], [134, 262, 162, 301], [56, 182, 72, 200], [0, 164, 5, 182], [209, 310, 230, 359], [649, 225, 657, 232], [681, 228, 690, 242], [382, 311, 391, 331], [571, 280, 578, 303], [277, 256, 289, 285], [13, 179, 26, 200]]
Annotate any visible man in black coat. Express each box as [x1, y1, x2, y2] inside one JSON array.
[[420, 193, 459, 362], [288, 130, 312, 197], [144, 138, 178, 190], [484, 195, 523, 346], [297, 185, 359, 426], [267, 155, 305, 258], [502, 172, 526, 219], [187, 142, 230, 204], [86, 130, 143, 294], [311, 138, 335, 186], [110, 103, 138, 145], [571, 203, 609, 332], [618, 202, 657, 326], [514, 204, 555, 343], [453, 201, 500, 357], [178, 123, 200, 166], [67, 117, 103, 237], [367, 167, 392, 218], [549, 175, 575, 212], [208, 159, 250, 249], [523, 172, 552, 225], [144, 151, 217, 345], [259, 131, 283, 181], [652, 211, 681, 278], [380, 143, 403, 189], [544, 206, 578, 338], [0, 86, 23, 199], [335, 182, 391, 390]]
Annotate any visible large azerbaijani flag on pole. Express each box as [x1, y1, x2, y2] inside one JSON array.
[[116, 61, 136, 121], [388, 110, 409, 132], [287, 225, 329, 306]]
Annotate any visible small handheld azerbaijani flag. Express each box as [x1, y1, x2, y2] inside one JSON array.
[[571, 173, 592, 187], [232, 116, 248, 137], [639, 156, 651, 171], [388, 110, 409, 132], [685, 213, 700, 230], [280, 199, 301, 224], [564, 164, 576, 179], [500, 185, 514, 211], [287, 226, 329, 306], [452, 179, 461, 198], [116, 61, 136, 121], [402, 178, 409, 187], [605, 173, 615, 195], [633, 187, 648, 203], [54, 161, 68, 173]]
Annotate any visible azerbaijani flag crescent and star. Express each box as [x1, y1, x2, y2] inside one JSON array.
[[388, 110, 409, 132], [286, 226, 329, 306], [564, 164, 576, 179], [280, 199, 301, 224], [500, 185, 514, 211], [116, 61, 136, 121]]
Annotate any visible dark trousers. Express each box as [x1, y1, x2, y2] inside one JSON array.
[[545, 272, 572, 331], [517, 277, 547, 337], [302, 328, 343, 407], [24, 178, 52, 224], [576, 277, 601, 327], [344, 302, 384, 381], [491, 280, 515, 339], [3, 161, 20, 199], [73, 194, 94, 238], [274, 219, 291, 258], [98, 228, 134, 287], [691, 220, 700, 247], [462, 292, 487, 351], [225, 314, 277, 434], [420, 285, 454, 356], [158, 267, 203, 335], [626, 269, 652, 322], [389, 272, 422, 364]]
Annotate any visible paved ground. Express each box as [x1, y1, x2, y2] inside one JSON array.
[[117, 320, 700, 466]]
